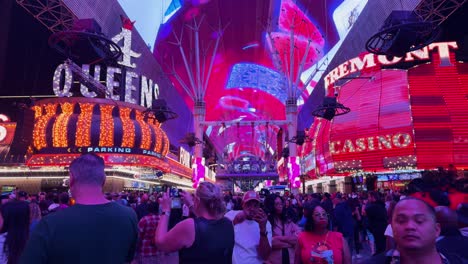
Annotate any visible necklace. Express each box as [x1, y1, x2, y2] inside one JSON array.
[[316, 231, 329, 247]]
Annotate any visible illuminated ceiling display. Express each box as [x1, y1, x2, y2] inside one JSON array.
[[226, 63, 290, 103], [267, 0, 324, 93], [147, 0, 368, 159]]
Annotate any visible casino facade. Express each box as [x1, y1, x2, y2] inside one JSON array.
[[301, 42, 468, 193], [1, 0, 467, 194], [0, 0, 200, 194]]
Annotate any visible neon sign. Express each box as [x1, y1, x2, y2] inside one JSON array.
[[37, 146, 164, 159], [324, 42, 458, 89], [330, 133, 412, 155], [52, 18, 160, 108]]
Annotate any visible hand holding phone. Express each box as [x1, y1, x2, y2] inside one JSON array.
[[171, 197, 182, 209], [170, 187, 180, 198], [253, 208, 267, 229]]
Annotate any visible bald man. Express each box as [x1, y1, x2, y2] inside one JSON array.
[[435, 206, 468, 261], [136, 193, 150, 220], [366, 198, 465, 264]]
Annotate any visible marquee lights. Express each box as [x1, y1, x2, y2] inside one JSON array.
[[30, 99, 171, 171], [167, 157, 192, 178], [80, 65, 99, 98], [28, 153, 171, 171], [124, 71, 139, 104], [383, 155, 417, 169], [141, 76, 160, 108], [162, 132, 170, 156], [392, 133, 411, 148], [334, 160, 362, 171], [99, 105, 115, 146], [148, 120, 163, 153], [324, 42, 458, 89], [52, 64, 73, 97], [330, 133, 412, 155], [33, 104, 57, 150], [120, 107, 135, 148], [106, 67, 121, 100], [75, 103, 94, 147], [31, 106, 42, 119], [135, 111, 151, 149], [52, 102, 74, 147], [51, 23, 159, 108], [111, 23, 141, 69]]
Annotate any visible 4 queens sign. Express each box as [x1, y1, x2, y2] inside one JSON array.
[[52, 18, 159, 108]]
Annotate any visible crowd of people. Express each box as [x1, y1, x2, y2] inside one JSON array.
[[0, 154, 466, 263]]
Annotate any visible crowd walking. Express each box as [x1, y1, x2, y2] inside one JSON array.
[[0, 154, 463, 263]]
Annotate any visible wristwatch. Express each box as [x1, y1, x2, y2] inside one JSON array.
[[260, 230, 268, 237], [162, 211, 170, 216]]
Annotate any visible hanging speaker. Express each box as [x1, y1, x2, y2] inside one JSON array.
[[295, 130, 306, 146], [312, 97, 350, 121], [366, 10, 440, 57]]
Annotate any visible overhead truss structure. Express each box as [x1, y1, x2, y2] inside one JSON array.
[[16, 0, 76, 33], [415, 0, 467, 25]]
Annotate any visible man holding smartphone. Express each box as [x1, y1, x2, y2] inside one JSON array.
[[225, 190, 272, 264]]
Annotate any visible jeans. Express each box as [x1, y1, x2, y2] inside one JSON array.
[[344, 235, 355, 255]]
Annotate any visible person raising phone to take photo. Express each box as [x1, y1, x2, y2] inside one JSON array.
[[225, 191, 273, 264], [154, 182, 234, 264]]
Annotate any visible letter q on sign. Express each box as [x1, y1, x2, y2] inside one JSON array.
[[0, 126, 6, 142], [0, 114, 10, 142]]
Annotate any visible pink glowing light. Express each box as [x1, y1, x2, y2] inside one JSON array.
[[192, 157, 205, 188], [287, 156, 301, 188]]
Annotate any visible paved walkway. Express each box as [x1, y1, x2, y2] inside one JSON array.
[[352, 240, 374, 264]]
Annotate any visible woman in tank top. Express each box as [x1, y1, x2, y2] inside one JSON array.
[[294, 204, 351, 264], [155, 182, 234, 264]]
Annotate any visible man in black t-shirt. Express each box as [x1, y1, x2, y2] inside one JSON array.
[[365, 191, 388, 255], [20, 154, 138, 264]]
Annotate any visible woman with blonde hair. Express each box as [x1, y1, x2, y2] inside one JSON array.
[[155, 182, 234, 263], [29, 202, 42, 234]]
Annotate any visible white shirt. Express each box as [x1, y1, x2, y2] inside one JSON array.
[[384, 224, 393, 237], [460, 227, 468, 237], [225, 210, 272, 264]]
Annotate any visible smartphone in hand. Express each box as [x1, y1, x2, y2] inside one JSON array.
[[171, 197, 182, 209]]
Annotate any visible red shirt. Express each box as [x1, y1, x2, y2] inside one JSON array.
[[298, 231, 344, 264], [137, 214, 160, 257]]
